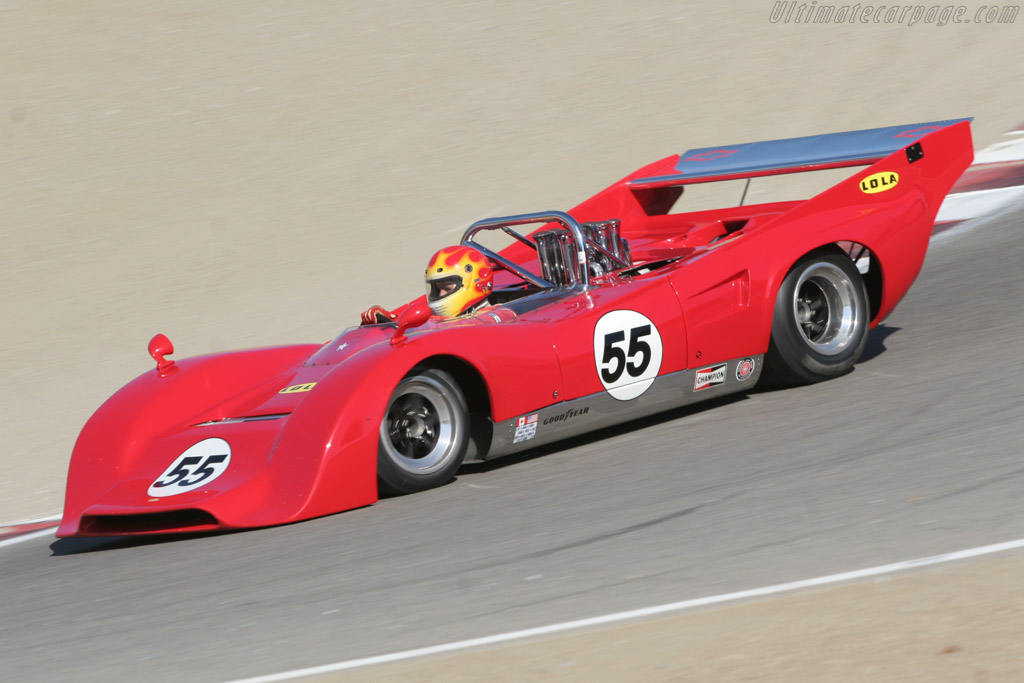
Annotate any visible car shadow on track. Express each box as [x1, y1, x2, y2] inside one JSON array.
[[858, 323, 900, 364], [458, 325, 901, 478], [457, 392, 751, 477], [48, 529, 246, 556]]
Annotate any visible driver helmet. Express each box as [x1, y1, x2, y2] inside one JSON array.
[[425, 245, 494, 317]]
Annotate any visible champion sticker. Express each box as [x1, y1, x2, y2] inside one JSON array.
[[280, 382, 317, 394], [594, 310, 664, 401], [513, 413, 539, 444], [147, 438, 232, 497], [736, 357, 755, 382], [694, 364, 727, 391]]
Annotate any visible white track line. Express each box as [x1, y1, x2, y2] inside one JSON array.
[[225, 537, 1024, 683], [0, 527, 56, 549]]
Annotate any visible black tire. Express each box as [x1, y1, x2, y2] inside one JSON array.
[[378, 368, 469, 495], [762, 250, 869, 386]]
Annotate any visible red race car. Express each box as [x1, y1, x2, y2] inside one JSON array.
[[58, 119, 973, 537]]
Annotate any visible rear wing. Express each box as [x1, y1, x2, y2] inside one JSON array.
[[628, 118, 972, 189]]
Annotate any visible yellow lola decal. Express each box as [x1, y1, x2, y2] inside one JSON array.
[[279, 382, 317, 394], [860, 171, 899, 194]]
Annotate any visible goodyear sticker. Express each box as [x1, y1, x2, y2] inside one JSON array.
[[860, 171, 899, 194], [280, 382, 317, 394]]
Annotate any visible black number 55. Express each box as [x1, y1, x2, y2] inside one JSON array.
[[153, 454, 228, 488], [600, 324, 652, 383]]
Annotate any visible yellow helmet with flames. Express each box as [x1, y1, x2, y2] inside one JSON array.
[[425, 246, 494, 317]]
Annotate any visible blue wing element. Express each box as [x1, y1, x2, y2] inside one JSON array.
[[630, 119, 972, 188]]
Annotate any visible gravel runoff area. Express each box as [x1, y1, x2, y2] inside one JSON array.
[[337, 553, 1024, 682]]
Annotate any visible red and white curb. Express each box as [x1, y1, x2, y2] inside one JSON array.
[[0, 514, 61, 548], [934, 119, 1024, 233]]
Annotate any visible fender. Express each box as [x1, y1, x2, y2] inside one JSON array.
[[668, 121, 973, 363], [58, 344, 320, 536], [759, 121, 973, 331], [245, 321, 566, 524]]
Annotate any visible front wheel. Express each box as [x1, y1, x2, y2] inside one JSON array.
[[378, 368, 469, 495], [762, 250, 869, 386]]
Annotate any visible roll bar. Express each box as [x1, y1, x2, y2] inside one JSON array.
[[461, 211, 588, 288]]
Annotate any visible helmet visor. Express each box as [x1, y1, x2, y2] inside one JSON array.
[[427, 275, 464, 302]]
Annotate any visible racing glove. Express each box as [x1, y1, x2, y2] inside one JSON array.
[[360, 305, 397, 325]]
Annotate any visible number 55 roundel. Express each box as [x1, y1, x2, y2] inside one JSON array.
[[147, 438, 232, 497], [593, 310, 664, 401]]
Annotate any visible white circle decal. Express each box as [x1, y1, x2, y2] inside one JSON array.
[[593, 310, 663, 401], [148, 437, 232, 497]]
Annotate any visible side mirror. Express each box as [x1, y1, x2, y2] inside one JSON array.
[[148, 333, 176, 371], [391, 305, 431, 346]]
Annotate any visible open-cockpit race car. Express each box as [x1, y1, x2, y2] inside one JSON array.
[[58, 119, 973, 536]]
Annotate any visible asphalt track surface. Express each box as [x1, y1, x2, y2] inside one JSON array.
[[3, 205, 1023, 681]]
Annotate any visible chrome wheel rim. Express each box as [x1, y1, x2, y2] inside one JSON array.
[[380, 376, 461, 475], [792, 262, 862, 356]]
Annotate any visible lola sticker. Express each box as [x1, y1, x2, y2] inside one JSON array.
[[280, 382, 317, 394], [513, 413, 539, 444], [147, 438, 231, 497], [694, 364, 727, 391], [736, 357, 755, 382], [860, 171, 899, 194]]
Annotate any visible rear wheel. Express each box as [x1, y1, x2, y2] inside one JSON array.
[[378, 368, 469, 495], [763, 250, 869, 386]]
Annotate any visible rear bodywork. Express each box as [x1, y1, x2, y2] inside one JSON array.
[[58, 119, 973, 536]]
